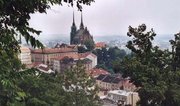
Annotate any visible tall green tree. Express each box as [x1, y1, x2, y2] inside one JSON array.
[[170, 32, 180, 71], [115, 24, 180, 106], [61, 63, 100, 106], [93, 47, 126, 72], [0, 0, 94, 105], [84, 39, 95, 51]]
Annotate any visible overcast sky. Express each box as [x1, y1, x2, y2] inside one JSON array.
[[29, 0, 180, 38]]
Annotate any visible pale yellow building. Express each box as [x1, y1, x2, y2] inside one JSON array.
[[19, 46, 32, 65], [106, 90, 139, 106]]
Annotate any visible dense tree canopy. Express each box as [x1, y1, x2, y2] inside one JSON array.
[[0, 0, 95, 105], [84, 39, 95, 51], [93, 47, 127, 73], [115, 24, 180, 106]]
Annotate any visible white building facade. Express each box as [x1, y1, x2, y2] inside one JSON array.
[[106, 90, 139, 106]]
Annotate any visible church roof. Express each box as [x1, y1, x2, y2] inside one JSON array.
[[31, 47, 78, 54], [74, 27, 91, 38], [75, 29, 85, 37]]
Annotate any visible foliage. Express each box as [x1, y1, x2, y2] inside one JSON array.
[[115, 24, 180, 106], [61, 63, 100, 106], [126, 24, 156, 60], [93, 47, 127, 72], [0, 0, 94, 105], [0, 51, 24, 105], [169, 32, 180, 71], [18, 65, 100, 106], [78, 45, 87, 53], [84, 39, 95, 51]]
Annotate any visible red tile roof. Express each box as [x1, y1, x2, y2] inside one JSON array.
[[95, 42, 106, 48], [31, 47, 77, 54], [88, 68, 110, 77], [78, 52, 97, 58], [53, 54, 79, 61], [52, 52, 97, 61]]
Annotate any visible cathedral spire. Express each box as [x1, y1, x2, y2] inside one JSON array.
[[70, 10, 77, 45], [80, 12, 84, 29], [72, 11, 75, 26]]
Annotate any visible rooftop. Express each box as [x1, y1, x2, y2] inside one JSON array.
[[96, 74, 107, 81], [108, 90, 137, 97], [112, 78, 123, 84], [102, 75, 116, 83], [37, 64, 54, 74], [78, 52, 97, 58], [95, 42, 106, 48], [31, 45, 78, 54], [96, 74, 122, 84], [88, 68, 110, 77]]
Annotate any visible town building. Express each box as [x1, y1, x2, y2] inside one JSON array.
[[87, 68, 110, 78], [104, 90, 139, 106], [78, 52, 97, 68], [19, 46, 32, 65], [70, 12, 94, 45], [31, 43, 97, 72], [80, 58, 93, 71], [31, 44, 78, 67], [36, 64, 54, 74], [95, 42, 107, 49], [53, 56, 93, 73], [53, 56, 75, 73], [96, 74, 136, 91]]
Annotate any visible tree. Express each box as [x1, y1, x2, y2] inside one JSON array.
[[0, 52, 23, 105], [84, 39, 95, 51], [170, 32, 180, 71], [93, 47, 127, 72], [108, 46, 126, 60], [78, 45, 87, 53], [115, 24, 180, 106], [59, 63, 100, 106], [15, 64, 101, 106], [0, 0, 94, 105]]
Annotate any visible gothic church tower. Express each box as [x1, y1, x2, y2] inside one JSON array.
[[80, 12, 84, 30], [70, 11, 77, 45], [70, 11, 94, 46]]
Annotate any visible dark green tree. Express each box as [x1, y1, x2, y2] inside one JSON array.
[[115, 24, 180, 106], [0, 0, 94, 105], [93, 47, 127, 72], [84, 39, 95, 51], [170, 32, 180, 71], [78, 45, 87, 53]]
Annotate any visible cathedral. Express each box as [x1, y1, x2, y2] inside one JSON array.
[[70, 12, 94, 45]]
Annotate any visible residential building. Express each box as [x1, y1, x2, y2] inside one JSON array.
[[19, 46, 32, 65], [36, 64, 54, 74], [79, 52, 97, 68], [87, 68, 110, 78], [96, 74, 136, 91], [31, 44, 78, 66], [80, 58, 93, 71], [105, 90, 139, 106], [95, 42, 107, 49], [53, 56, 76, 73], [53, 56, 93, 73]]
